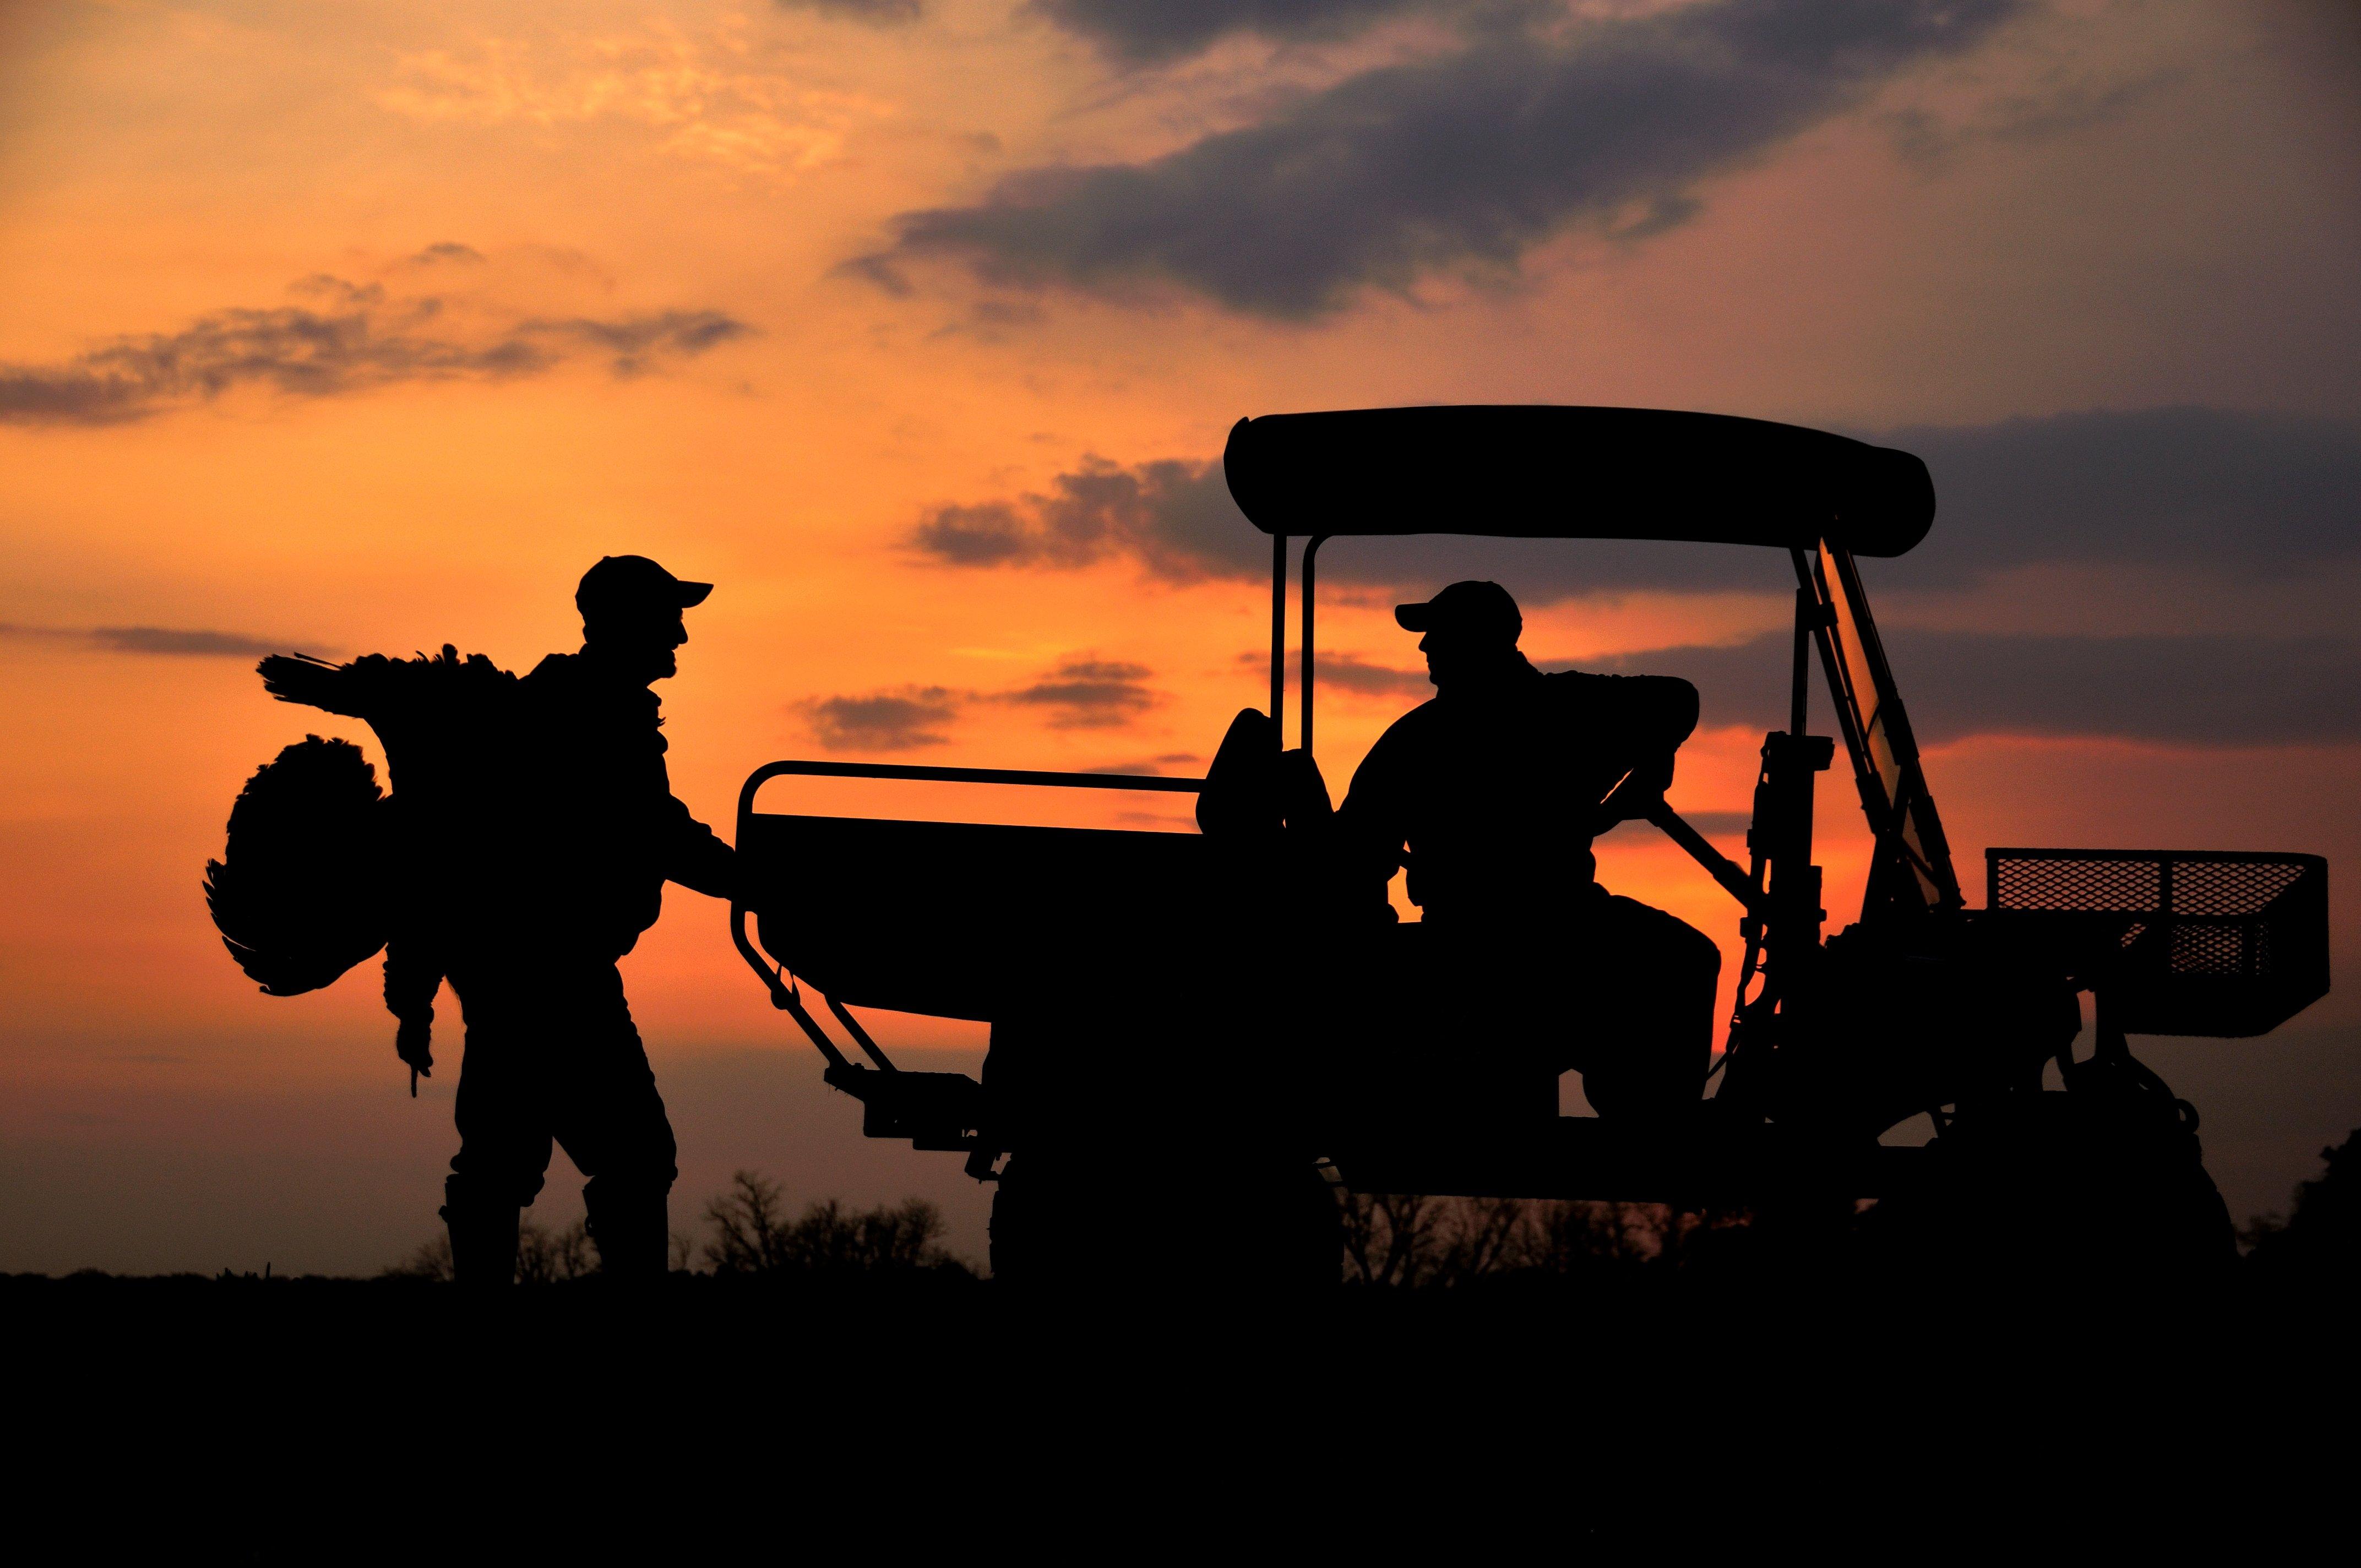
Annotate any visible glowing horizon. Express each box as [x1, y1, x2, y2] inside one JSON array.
[[4, 0, 2357, 1274]]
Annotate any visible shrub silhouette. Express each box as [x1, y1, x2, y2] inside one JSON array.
[[382, 1234, 453, 1282], [1339, 1191, 1744, 1287], [379, 1179, 1740, 1284], [516, 1219, 596, 1285], [380, 1219, 597, 1284], [702, 1171, 972, 1279], [2244, 1126, 2358, 1284]]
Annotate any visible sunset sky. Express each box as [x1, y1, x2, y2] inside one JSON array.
[[4, 0, 2357, 1274]]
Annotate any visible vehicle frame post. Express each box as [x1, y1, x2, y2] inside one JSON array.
[[1301, 533, 1330, 753], [1270, 531, 1287, 741]]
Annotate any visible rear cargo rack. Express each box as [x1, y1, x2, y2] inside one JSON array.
[[1986, 848, 2329, 1037]]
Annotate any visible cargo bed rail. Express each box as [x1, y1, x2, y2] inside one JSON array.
[[731, 760, 1209, 1150]]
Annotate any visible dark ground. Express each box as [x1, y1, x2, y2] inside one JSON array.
[[8, 1266, 2351, 1556]]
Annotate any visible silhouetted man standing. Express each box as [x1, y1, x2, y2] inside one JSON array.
[[1331, 580, 1721, 1119], [423, 556, 737, 1285]]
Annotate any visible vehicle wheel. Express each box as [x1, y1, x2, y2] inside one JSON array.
[[1864, 1088, 2235, 1282]]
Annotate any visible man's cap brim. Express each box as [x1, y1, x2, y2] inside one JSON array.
[[676, 580, 714, 608], [1394, 602, 1433, 631]]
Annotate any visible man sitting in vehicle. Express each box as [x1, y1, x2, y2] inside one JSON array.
[[1324, 579, 1722, 1121]]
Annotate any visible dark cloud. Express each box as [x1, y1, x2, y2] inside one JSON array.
[[992, 656, 1162, 728], [0, 279, 753, 427], [833, 253, 917, 298], [798, 657, 1167, 749], [1586, 630, 2361, 748], [909, 456, 1265, 580], [1239, 646, 1432, 697], [405, 242, 486, 267], [869, 0, 2019, 316], [1032, 0, 1445, 63], [799, 687, 964, 751], [91, 627, 291, 657], [1872, 407, 2361, 589], [1319, 532, 1814, 597], [908, 449, 1846, 594], [912, 406, 2361, 602], [1664, 810, 1752, 837], [1884, 65, 2180, 171], [0, 623, 307, 657], [905, 449, 1783, 591], [1094, 750, 1203, 775], [1232, 625, 2360, 758], [518, 311, 754, 377], [906, 501, 1032, 565], [1313, 650, 1432, 697], [777, 0, 923, 22]]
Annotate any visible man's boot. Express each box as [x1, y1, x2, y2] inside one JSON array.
[[441, 1201, 521, 1287]]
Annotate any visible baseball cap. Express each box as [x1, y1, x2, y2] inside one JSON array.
[[1395, 580, 1522, 643], [576, 555, 712, 623]]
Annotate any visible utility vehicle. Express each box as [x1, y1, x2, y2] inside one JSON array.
[[731, 407, 2329, 1281]]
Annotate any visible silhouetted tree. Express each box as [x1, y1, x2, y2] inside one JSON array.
[[1441, 1195, 1529, 1280], [704, 1170, 791, 1272], [381, 1234, 454, 1282], [515, 1219, 596, 1284], [380, 1218, 597, 1283], [2244, 1127, 2358, 1283], [1337, 1191, 1740, 1286], [702, 1170, 973, 1278], [1340, 1190, 1448, 1287], [1521, 1198, 1657, 1274]]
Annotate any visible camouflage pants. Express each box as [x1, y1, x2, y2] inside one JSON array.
[[440, 956, 678, 1221]]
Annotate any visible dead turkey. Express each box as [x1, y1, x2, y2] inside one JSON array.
[[204, 734, 391, 997]]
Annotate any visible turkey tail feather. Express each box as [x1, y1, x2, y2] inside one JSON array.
[[257, 654, 357, 715]]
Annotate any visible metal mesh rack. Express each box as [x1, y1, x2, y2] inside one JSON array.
[[1987, 848, 2329, 1037]]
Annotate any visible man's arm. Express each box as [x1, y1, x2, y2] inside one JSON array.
[[1595, 673, 1700, 815], [1583, 669, 1696, 758], [383, 936, 440, 1082], [629, 693, 737, 901], [1329, 717, 1422, 907], [1632, 673, 1700, 753], [658, 793, 738, 901]]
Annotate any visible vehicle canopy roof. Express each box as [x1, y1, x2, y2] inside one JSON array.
[[1222, 405, 1935, 557]]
